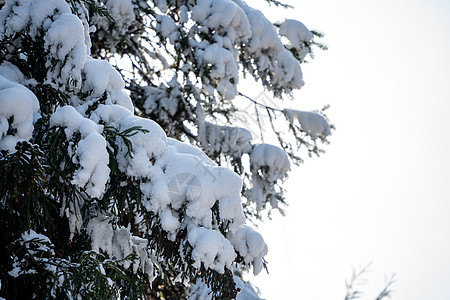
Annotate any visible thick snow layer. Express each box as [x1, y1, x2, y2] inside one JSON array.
[[0, 75, 39, 152], [93, 104, 167, 178], [0, 0, 71, 39], [279, 19, 313, 47], [279, 19, 313, 61], [203, 44, 238, 98], [250, 143, 290, 181], [188, 227, 236, 274], [232, 0, 283, 54], [273, 49, 303, 89], [227, 225, 268, 275], [143, 138, 246, 236], [50, 106, 110, 198], [191, 40, 240, 98], [44, 13, 87, 89], [82, 58, 134, 112], [50, 105, 100, 139], [234, 275, 264, 300], [284, 109, 331, 139], [167, 138, 215, 165], [248, 143, 290, 210], [192, 0, 251, 41]]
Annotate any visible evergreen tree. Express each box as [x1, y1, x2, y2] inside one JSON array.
[[0, 0, 331, 298]]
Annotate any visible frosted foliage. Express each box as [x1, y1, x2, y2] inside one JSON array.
[[249, 143, 290, 210], [50, 106, 110, 199], [191, 0, 251, 99], [227, 225, 268, 275], [87, 214, 155, 281], [198, 121, 252, 157], [188, 227, 236, 274], [0, 61, 36, 86], [189, 279, 212, 300], [156, 14, 178, 43], [143, 84, 181, 121], [92, 0, 136, 36], [105, 0, 135, 32], [0, 75, 39, 152], [8, 230, 55, 278], [94, 0, 136, 52], [284, 109, 330, 139], [232, 0, 305, 92]]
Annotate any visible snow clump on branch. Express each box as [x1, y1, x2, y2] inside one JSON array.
[[0, 75, 39, 152]]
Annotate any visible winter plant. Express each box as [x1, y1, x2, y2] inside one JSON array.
[[0, 0, 332, 299]]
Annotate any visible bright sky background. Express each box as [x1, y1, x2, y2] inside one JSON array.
[[245, 0, 450, 299]]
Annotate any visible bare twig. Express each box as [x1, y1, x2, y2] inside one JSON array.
[[374, 274, 396, 300], [344, 263, 396, 300]]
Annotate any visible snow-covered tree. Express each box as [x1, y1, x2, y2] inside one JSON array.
[[0, 0, 331, 298]]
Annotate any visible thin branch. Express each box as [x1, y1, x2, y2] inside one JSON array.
[[238, 92, 283, 113], [374, 274, 396, 300], [344, 263, 372, 300]]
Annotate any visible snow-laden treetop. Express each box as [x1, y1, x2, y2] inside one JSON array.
[[0, 0, 331, 298]]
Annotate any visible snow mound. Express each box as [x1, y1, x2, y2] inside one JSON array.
[[284, 109, 330, 139], [279, 19, 313, 47], [50, 106, 110, 199], [248, 143, 290, 210], [0, 75, 39, 152], [82, 58, 134, 112], [188, 227, 236, 274], [44, 13, 87, 90], [228, 225, 268, 275], [251, 143, 290, 181]]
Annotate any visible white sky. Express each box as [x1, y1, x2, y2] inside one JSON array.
[[245, 0, 450, 299]]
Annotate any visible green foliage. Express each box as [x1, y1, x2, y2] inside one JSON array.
[[54, 251, 146, 299], [0, 142, 50, 234]]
